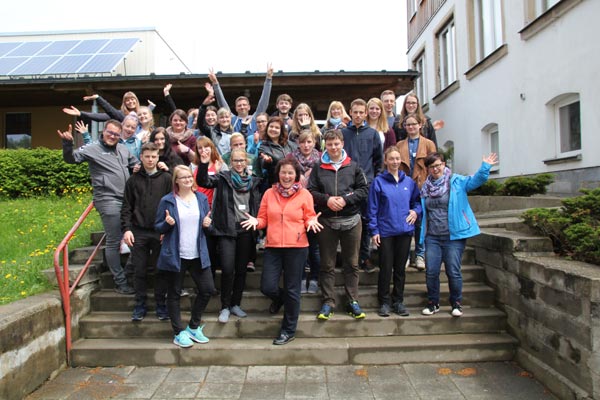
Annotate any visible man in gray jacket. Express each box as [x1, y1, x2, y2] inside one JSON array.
[[58, 119, 139, 294]]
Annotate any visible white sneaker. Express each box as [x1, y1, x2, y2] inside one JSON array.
[[230, 305, 247, 318], [218, 308, 230, 323], [421, 303, 440, 315], [300, 280, 307, 294], [415, 256, 425, 271], [307, 280, 319, 294], [451, 303, 463, 317]]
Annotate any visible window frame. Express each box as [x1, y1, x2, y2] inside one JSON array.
[[5, 112, 32, 149], [413, 49, 428, 107], [472, 0, 504, 63], [436, 17, 457, 92], [482, 123, 500, 172], [554, 94, 581, 157]]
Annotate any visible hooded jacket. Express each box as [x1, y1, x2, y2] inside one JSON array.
[[61, 138, 139, 203], [367, 170, 422, 238]]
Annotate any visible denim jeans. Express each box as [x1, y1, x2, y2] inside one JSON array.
[[260, 247, 308, 336], [96, 199, 127, 287], [413, 215, 424, 258], [424, 235, 466, 306]]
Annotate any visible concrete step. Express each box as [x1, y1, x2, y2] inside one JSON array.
[[98, 264, 486, 290], [79, 307, 508, 339], [90, 283, 496, 313], [70, 333, 518, 367], [42, 263, 100, 287]]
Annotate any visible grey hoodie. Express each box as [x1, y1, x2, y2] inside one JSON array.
[[62, 139, 139, 203]]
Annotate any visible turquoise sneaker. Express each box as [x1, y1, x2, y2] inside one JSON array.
[[186, 324, 209, 344], [173, 331, 193, 348]]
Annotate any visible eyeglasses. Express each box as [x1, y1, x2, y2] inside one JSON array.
[[231, 159, 247, 164], [177, 175, 193, 180], [428, 163, 444, 170], [104, 130, 121, 138], [404, 123, 419, 127]]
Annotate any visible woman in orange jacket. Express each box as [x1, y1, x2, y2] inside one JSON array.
[[242, 158, 322, 345]]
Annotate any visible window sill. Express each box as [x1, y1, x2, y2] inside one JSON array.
[[543, 153, 582, 165], [432, 80, 460, 105], [465, 44, 508, 81], [520, 0, 582, 41]]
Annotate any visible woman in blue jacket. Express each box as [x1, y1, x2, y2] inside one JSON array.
[[155, 165, 215, 348], [367, 147, 421, 317], [420, 152, 498, 317]]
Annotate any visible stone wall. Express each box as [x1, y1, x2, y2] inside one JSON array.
[[470, 230, 600, 400], [0, 287, 93, 400]]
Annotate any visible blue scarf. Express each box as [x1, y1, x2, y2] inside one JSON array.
[[230, 169, 252, 192]]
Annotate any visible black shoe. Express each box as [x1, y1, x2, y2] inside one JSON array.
[[131, 305, 146, 321], [393, 302, 410, 316], [269, 298, 283, 314], [360, 259, 376, 274], [273, 332, 295, 345], [156, 304, 170, 321], [115, 284, 135, 295]]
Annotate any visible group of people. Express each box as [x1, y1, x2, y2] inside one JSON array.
[[58, 65, 497, 348]]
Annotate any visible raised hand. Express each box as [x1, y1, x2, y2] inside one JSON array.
[[57, 124, 74, 141], [202, 211, 212, 228], [74, 120, 88, 135], [208, 68, 218, 84], [299, 115, 312, 127], [483, 153, 498, 165], [266, 62, 274, 79], [165, 209, 175, 226], [199, 146, 211, 163], [163, 83, 172, 97], [62, 106, 81, 117], [177, 140, 190, 155], [83, 94, 99, 101]]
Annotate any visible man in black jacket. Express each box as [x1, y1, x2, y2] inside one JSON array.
[[121, 143, 173, 321]]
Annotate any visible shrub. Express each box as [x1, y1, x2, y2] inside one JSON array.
[[500, 173, 554, 197], [522, 188, 600, 265], [469, 180, 503, 196], [0, 148, 91, 198]]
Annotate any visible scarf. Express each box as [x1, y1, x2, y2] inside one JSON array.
[[230, 170, 252, 192], [421, 167, 452, 198], [291, 148, 320, 173], [276, 182, 301, 198]]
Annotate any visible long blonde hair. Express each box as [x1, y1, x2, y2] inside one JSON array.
[[367, 97, 389, 133]]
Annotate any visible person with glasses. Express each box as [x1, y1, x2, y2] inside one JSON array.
[[196, 148, 262, 323], [393, 92, 440, 148], [396, 113, 437, 271], [420, 152, 498, 318], [155, 165, 214, 348], [58, 119, 140, 295]]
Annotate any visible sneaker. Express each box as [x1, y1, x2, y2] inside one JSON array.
[[218, 308, 230, 323], [421, 302, 440, 315], [230, 305, 247, 318], [378, 303, 391, 317], [360, 259, 377, 274], [131, 305, 146, 322], [273, 332, 295, 345], [393, 302, 410, 316], [156, 304, 170, 321], [180, 288, 191, 297], [451, 302, 463, 317], [317, 304, 334, 320], [115, 284, 135, 295], [246, 262, 255, 272], [300, 279, 308, 294], [269, 298, 283, 314], [307, 280, 319, 294], [415, 256, 426, 271], [346, 301, 366, 319], [257, 237, 266, 251], [173, 331, 193, 348], [186, 324, 209, 343]]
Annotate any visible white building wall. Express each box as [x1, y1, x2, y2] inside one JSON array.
[[408, 0, 600, 194]]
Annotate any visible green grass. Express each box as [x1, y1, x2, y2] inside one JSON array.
[[0, 192, 101, 305]]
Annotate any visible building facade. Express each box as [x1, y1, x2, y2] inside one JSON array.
[[406, 0, 598, 195]]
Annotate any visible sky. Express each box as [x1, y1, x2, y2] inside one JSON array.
[[0, 0, 408, 74]]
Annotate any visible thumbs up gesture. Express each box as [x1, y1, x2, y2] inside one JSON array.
[[202, 210, 212, 228], [165, 209, 175, 226]]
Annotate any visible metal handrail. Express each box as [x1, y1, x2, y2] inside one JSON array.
[[53, 201, 105, 365]]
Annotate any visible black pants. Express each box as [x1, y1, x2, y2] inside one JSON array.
[[218, 231, 254, 309], [377, 234, 412, 306], [165, 258, 214, 335], [130, 228, 167, 308]]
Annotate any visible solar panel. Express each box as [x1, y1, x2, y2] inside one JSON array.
[[0, 58, 27, 74], [0, 42, 22, 57], [9, 41, 51, 57], [38, 40, 79, 56], [100, 38, 139, 54], [11, 56, 60, 75], [0, 37, 139, 76]]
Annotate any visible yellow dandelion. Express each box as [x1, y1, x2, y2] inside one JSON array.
[[5, 274, 11, 279], [20, 291, 27, 296]]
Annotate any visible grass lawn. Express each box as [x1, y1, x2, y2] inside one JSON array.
[[0, 191, 101, 305]]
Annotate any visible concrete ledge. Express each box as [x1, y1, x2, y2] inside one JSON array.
[[471, 228, 554, 253], [469, 196, 563, 213]]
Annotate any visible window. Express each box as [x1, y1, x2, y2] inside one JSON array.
[[555, 95, 581, 155], [437, 19, 457, 91], [413, 51, 427, 105], [408, 0, 418, 18], [5, 113, 31, 149], [535, 0, 561, 17], [473, 0, 504, 63], [482, 123, 500, 171]]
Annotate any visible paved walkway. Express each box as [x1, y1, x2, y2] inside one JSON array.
[[26, 361, 557, 399]]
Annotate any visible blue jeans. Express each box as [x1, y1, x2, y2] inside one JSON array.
[[414, 215, 424, 258], [261, 247, 308, 336], [96, 199, 127, 287], [424, 235, 466, 306]]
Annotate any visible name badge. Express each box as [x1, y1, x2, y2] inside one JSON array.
[[238, 204, 247, 211]]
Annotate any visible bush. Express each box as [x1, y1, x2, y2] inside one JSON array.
[[500, 173, 554, 196], [0, 148, 91, 198], [522, 188, 600, 265], [469, 180, 503, 196]]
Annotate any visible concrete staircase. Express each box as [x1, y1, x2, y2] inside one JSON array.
[[69, 232, 518, 367]]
